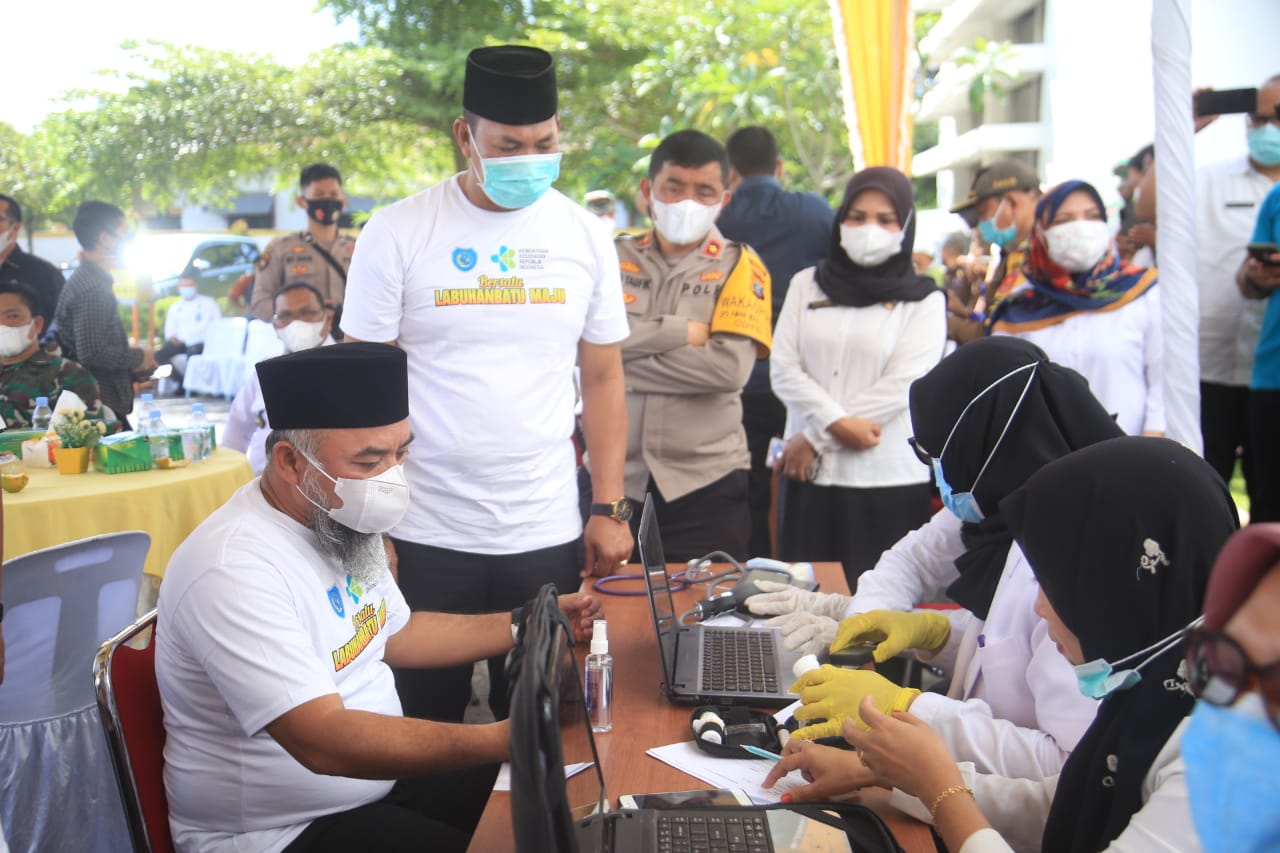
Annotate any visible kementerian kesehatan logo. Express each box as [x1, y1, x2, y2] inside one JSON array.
[[491, 245, 517, 272], [452, 248, 478, 272]]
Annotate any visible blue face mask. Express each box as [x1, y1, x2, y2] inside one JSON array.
[[1248, 124, 1280, 168], [932, 458, 985, 524], [1071, 618, 1200, 699], [1183, 694, 1280, 853], [978, 198, 1019, 247], [931, 361, 1039, 526], [476, 150, 562, 209], [178, 286, 197, 300]]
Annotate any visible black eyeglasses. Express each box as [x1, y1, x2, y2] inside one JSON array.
[[1185, 628, 1280, 730], [907, 436, 933, 468]]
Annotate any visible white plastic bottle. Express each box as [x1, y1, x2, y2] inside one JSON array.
[[584, 619, 613, 733], [32, 396, 53, 432], [137, 392, 156, 424], [185, 403, 210, 461], [144, 409, 169, 466]]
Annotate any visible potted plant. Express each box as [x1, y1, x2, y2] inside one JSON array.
[[52, 410, 106, 474]]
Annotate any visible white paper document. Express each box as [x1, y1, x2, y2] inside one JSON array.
[[644, 741, 806, 805], [494, 760, 594, 792]]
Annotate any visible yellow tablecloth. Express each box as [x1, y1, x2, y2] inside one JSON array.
[[2, 447, 253, 578]]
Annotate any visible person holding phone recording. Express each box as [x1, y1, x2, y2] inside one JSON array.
[[1239, 178, 1280, 522]]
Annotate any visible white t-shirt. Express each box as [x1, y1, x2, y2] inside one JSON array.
[[156, 482, 411, 853], [341, 177, 629, 553], [770, 269, 945, 488], [164, 294, 222, 346], [1196, 157, 1274, 386], [993, 287, 1165, 435]]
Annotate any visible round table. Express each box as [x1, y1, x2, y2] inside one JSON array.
[[2, 447, 253, 580]]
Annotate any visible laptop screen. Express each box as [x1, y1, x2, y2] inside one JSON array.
[[510, 585, 607, 853], [637, 493, 681, 689]]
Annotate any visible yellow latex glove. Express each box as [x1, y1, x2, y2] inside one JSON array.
[[789, 665, 920, 739], [830, 609, 952, 664]]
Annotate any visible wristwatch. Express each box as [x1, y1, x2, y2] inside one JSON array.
[[590, 497, 634, 524]]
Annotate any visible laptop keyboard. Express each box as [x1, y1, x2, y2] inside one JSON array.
[[699, 630, 778, 694], [657, 813, 771, 853]]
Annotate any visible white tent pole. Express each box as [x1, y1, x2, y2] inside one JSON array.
[[1151, 0, 1201, 452]]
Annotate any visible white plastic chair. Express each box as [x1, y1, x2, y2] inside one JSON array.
[[235, 319, 285, 392], [182, 317, 247, 398], [0, 531, 151, 853]]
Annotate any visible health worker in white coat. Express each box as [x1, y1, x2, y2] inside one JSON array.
[[748, 338, 1119, 780]]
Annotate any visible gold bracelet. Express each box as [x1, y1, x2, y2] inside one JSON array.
[[929, 785, 975, 823]]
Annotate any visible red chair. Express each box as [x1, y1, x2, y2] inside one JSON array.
[[93, 610, 176, 853]]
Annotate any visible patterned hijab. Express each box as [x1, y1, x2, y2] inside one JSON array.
[[1003, 437, 1239, 853], [988, 180, 1156, 332]]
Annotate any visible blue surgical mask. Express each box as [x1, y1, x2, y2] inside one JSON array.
[[1183, 693, 1280, 853], [932, 458, 985, 524], [476, 149, 562, 209], [1248, 124, 1280, 168], [1072, 618, 1201, 699], [978, 198, 1019, 247], [931, 361, 1039, 526], [178, 286, 197, 300]]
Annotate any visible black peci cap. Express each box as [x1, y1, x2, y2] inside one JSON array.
[[257, 343, 409, 430], [463, 45, 558, 126]]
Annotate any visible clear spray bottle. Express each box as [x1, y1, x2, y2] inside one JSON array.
[[585, 619, 613, 732]]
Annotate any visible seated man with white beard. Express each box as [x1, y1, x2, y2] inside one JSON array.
[[155, 342, 601, 853]]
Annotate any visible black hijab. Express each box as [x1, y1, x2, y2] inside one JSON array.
[[1002, 437, 1238, 853], [813, 167, 937, 307], [908, 337, 1123, 618]]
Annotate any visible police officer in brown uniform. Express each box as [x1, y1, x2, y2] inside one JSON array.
[[619, 130, 772, 562], [250, 164, 357, 327]]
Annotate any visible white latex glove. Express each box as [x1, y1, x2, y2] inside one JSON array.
[[760, 611, 839, 656], [745, 580, 852, 620]]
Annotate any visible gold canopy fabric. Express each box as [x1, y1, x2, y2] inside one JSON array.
[[831, 0, 915, 173]]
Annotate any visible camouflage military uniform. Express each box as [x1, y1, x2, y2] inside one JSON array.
[[249, 231, 356, 322], [0, 350, 101, 429]]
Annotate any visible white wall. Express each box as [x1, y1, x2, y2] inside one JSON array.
[[1041, 0, 1280, 204], [1188, 0, 1280, 167]]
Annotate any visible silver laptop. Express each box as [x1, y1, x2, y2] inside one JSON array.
[[637, 494, 804, 708], [508, 583, 854, 853]]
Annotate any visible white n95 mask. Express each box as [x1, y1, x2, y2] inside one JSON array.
[[277, 320, 326, 353], [1044, 220, 1112, 272], [0, 321, 35, 358], [298, 451, 409, 534], [839, 223, 906, 267], [652, 198, 722, 246]]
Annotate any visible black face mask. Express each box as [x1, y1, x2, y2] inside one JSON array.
[[305, 198, 344, 225]]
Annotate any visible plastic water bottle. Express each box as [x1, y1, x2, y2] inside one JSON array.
[[184, 403, 210, 462], [32, 396, 53, 432], [138, 392, 156, 423], [144, 409, 169, 466], [585, 619, 613, 733]]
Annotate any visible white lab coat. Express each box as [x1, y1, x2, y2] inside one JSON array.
[[848, 510, 1099, 779], [940, 720, 1198, 853]]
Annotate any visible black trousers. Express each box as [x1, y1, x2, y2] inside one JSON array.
[[777, 480, 933, 591], [390, 537, 583, 723], [742, 390, 786, 558], [282, 765, 499, 853], [1249, 388, 1280, 522], [1201, 381, 1258, 508], [627, 469, 750, 564]]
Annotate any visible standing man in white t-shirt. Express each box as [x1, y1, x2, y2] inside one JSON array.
[[341, 45, 632, 724]]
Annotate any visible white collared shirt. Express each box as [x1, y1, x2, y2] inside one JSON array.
[[1196, 157, 1275, 386]]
